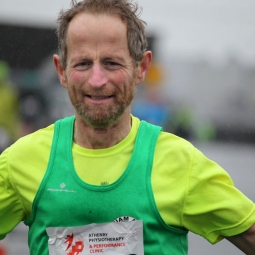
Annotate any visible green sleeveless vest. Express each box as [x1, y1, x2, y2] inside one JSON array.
[[25, 116, 188, 254]]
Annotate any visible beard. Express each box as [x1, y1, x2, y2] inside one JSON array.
[[68, 83, 136, 129]]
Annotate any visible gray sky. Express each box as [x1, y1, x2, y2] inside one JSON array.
[[0, 0, 255, 64]]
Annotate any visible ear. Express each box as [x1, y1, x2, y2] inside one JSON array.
[[135, 51, 152, 85], [53, 54, 67, 88]]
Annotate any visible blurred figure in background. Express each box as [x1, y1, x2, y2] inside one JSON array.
[[0, 61, 20, 152], [132, 86, 170, 128], [132, 57, 172, 130]]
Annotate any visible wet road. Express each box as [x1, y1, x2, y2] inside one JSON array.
[[1, 141, 255, 255]]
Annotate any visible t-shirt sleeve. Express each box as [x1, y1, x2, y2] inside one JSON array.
[[0, 148, 26, 240], [182, 148, 255, 244]]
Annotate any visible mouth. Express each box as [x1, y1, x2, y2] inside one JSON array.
[[85, 94, 114, 104], [88, 95, 112, 100]]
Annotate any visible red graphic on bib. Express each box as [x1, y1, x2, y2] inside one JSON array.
[[67, 241, 84, 255], [65, 234, 74, 251], [65, 234, 84, 255]]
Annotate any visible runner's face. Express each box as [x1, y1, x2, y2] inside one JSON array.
[[62, 13, 138, 128]]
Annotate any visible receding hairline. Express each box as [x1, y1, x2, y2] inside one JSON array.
[[68, 10, 128, 26], [56, 0, 148, 68]]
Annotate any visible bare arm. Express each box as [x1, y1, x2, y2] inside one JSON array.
[[226, 224, 255, 255]]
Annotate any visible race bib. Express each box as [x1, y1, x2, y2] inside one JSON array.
[[46, 220, 144, 255]]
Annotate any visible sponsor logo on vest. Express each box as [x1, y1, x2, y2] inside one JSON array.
[[60, 183, 66, 189], [113, 216, 136, 222], [47, 183, 76, 193], [65, 233, 84, 255]]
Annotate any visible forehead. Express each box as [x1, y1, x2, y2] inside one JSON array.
[[67, 12, 128, 44]]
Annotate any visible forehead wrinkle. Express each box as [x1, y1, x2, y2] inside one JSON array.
[[69, 12, 127, 41], [68, 37, 128, 62]]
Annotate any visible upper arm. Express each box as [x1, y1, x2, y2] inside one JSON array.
[[182, 148, 255, 244], [0, 148, 25, 239], [226, 223, 255, 255]]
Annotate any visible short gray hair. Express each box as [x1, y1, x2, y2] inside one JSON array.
[[56, 0, 148, 68]]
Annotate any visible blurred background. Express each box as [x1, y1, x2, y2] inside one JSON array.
[[0, 0, 255, 254]]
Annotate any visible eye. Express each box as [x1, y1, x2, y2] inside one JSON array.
[[106, 61, 118, 66], [79, 61, 92, 66], [104, 61, 121, 70], [75, 60, 92, 70]]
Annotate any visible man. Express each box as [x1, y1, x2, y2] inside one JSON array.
[[0, 0, 255, 254]]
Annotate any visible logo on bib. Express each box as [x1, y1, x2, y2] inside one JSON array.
[[65, 233, 84, 255]]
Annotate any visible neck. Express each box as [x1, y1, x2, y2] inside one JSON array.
[[73, 113, 132, 149]]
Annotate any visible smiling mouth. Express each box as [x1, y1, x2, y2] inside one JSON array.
[[87, 95, 113, 100]]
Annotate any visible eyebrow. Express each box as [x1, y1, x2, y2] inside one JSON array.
[[69, 54, 126, 65], [101, 56, 125, 63]]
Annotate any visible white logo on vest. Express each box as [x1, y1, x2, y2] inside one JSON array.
[[47, 183, 76, 193], [60, 183, 66, 189]]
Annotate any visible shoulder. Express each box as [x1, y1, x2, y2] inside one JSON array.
[[152, 131, 197, 192], [7, 123, 55, 161], [14, 123, 54, 146], [155, 131, 230, 180], [153, 130, 225, 189], [156, 131, 196, 163]]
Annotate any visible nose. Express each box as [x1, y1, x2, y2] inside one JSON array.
[[88, 64, 107, 88]]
